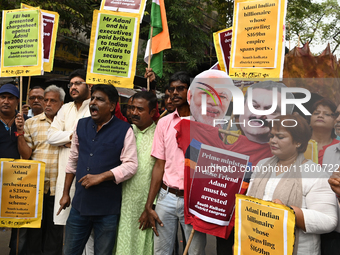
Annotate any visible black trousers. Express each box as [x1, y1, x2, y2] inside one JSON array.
[[9, 191, 64, 255], [216, 229, 234, 255]]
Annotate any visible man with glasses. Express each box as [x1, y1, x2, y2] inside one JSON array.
[[47, 69, 95, 254], [140, 71, 206, 255], [13, 85, 65, 255], [22, 86, 45, 117]]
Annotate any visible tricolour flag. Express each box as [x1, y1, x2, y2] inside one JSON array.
[[144, 0, 171, 78]]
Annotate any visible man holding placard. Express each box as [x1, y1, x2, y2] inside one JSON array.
[[0, 84, 23, 159], [22, 86, 45, 117], [13, 85, 65, 255], [0, 83, 27, 255]]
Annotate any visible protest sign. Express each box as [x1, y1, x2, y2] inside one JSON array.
[[213, 27, 232, 73], [1, 8, 44, 77], [21, 3, 59, 72], [189, 143, 249, 226], [87, 10, 140, 88], [229, 0, 287, 80], [0, 159, 45, 228], [235, 194, 295, 255], [100, 0, 147, 21]]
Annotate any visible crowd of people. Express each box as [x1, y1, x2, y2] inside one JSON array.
[[1, 68, 340, 255]]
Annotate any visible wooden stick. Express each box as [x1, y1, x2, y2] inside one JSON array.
[[222, 81, 245, 143], [16, 228, 19, 255], [219, 129, 240, 137], [147, 26, 154, 91], [19, 76, 23, 113], [159, 109, 168, 119], [183, 228, 195, 255], [26, 76, 31, 104]]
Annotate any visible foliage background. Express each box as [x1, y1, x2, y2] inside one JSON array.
[[1, 0, 339, 90]]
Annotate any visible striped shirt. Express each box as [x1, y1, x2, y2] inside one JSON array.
[[24, 113, 59, 195]]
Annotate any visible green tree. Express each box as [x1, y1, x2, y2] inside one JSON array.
[[0, 0, 99, 50], [137, 0, 218, 88], [286, 0, 340, 54]]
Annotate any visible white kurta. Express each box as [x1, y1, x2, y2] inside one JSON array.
[[47, 99, 91, 225]]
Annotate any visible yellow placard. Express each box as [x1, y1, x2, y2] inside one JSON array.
[[1, 8, 44, 77], [87, 10, 140, 88], [213, 27, 232, 73], [235, 194, 295, 255], [0, 159, 45, 228], [229, 0, 287, 80], [21, 3, 59, 72], [100, 0, 146, 20], [304, 139, 318, 164]]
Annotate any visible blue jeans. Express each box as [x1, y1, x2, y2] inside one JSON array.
[[154, 187, 206, 255], [64, 207, 119, 255]]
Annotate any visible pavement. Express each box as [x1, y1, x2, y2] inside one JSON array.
[[0, 226, 217, 255], [0, 228, 11, 254]]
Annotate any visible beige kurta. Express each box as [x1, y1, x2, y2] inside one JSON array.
[[47, 98, 90, 225]]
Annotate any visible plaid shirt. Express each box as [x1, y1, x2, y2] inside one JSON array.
[[24, 113, 59, 195]]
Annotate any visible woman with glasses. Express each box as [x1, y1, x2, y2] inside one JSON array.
[[309, 98, 340, 165]]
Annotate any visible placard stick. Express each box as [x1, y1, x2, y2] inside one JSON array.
[[20, 76, 23, 113], [222, 81, 244, 143], [26, 76, 32, 103], [16, 229, 19, 255], [159, 109, 168, 119], [183, 228, 195, 255], [219, 129, 240, 137], [147, 26, 154, 91]]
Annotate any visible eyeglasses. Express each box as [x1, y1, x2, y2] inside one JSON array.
[[334, 112, 340, 118], [163, 95, 170, 100], [168, 86, 187, 93], [28, 96, 44, 101], [67, 81, 86, 88]]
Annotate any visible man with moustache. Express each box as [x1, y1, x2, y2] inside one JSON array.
[[47, 69, 92, 226], [163, 86, 175, 114], [115, 91, 157, 255], [140, 71, 206, 255], [0, 84, 24, 159], [47, 69, 96, 255], [13, 85, 65, 255], [22, 86, 45, 117], [0, 84, 28, 255], [58, 84, 137, 255]]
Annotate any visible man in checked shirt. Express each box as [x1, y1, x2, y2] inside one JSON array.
[[14, 85, 65, 255]]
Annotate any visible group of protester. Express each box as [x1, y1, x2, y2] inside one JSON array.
[[1, 67, 340, 255]]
